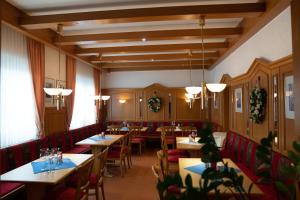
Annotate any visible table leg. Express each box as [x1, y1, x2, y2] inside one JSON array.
[[25, 183, 46, 200]]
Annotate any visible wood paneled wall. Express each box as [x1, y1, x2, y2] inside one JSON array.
[[44, 107, 67, 135], [210, 55, 296, 154], [102, 83, 208, 122]]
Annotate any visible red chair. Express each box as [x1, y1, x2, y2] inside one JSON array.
[[89, 147, 109, 200], [50, 157, 94, 200], [129, 126, 146, 155]]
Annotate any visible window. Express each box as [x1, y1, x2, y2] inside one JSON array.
[[0, 24, 39, 148], [70, 61, 96, 129]]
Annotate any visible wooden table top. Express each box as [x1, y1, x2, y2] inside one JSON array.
[[179, 158, 263, 196], [0, 154, 93, 184], [106, 127, 148, 132], [156, 127, 197, 132], [176, 137, 203, 150], [76, 134, 124, 146]]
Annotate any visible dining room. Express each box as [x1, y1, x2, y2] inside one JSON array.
[[0, 0, 300, 200]]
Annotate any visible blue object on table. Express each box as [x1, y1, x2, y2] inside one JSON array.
[[185, 164, 241, 175], [31, 158, 76, 174], [89, 135, 113, 141], [120, 127, 129, 131]]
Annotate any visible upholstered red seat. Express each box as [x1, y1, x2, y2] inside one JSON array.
[[107, 150, 121, 158], [48, 186, 79, 200], [66, 145, 90, 154], [131, 137, 146, 142], [167, 149, 188, 156], [89, 173, 97, 185], [0, 182, 24, 198], [167, 185, 181, 194], [167, 155, 182, 163]]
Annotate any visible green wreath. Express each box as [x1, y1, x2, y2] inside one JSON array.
[[147, 97, 161, 112], [249, 87, 267, 123]]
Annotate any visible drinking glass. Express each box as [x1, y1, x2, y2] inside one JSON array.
[[39, 148, 48, 171]]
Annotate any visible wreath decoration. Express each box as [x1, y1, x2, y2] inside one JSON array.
[[249, 87, 267, 123], [147, 97, 161, 112]]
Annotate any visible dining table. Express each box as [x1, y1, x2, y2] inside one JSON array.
[[156, 126, 197, 132], [179, 158, 263, 197], [76, 134, 124, 173], [106, 126, 148, 132], [0, 153, 93, 200], [176, 137, 203, 157]]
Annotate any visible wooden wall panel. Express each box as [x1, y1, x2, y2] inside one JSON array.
[[175, 90, 201, 120], [44, 107, 67, 135], [217, 55, 295, 154], [103, 83, 206, 122]]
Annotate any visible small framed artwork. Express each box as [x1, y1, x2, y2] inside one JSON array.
[[284, 75, 294, 119], [44, 77, 56, 103], [235, 88, 243, 113]]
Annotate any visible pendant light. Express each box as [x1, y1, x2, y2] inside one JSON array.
[[198, 16, 226, 110], [43, 24, 72, 110], [185, 51, 202, 98]]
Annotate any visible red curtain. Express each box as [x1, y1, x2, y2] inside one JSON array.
[[27, 38, 45, 137], [93, 68, 101, 122], [66, 56, 76, 129]]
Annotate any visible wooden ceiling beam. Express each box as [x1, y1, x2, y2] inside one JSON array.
[[90, 52, 219, 62], [100, 60, 212, 68], [107, 65, 211, 72], [20, 3, 266, 27], [76, 42, 228, 54], [58, 28, 242, 45]]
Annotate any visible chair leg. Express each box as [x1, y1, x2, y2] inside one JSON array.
[[127, 155, 130, 169], [139, 143, 142, 155], [129, 152, 133, 166], [95, 186, 100, 200], [100, 184, 105, 200]]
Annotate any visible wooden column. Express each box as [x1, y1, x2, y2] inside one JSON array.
[[291, 0, 300, 134]]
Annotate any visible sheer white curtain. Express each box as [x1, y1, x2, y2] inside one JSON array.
[[70, 61, 96, 129], [1, 24, 39, 148]]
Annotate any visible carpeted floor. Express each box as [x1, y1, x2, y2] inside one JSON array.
[[89, 149, 159, 200]]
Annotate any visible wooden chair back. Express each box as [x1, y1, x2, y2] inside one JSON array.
[[181, 126, 196, 136], [161, 126, 175, 136], [96, 147, 109, 182], [75, 157, 95, 200], [129, 126, 142, 136], [151, 164, 164, 200], [156, 149, 168, 178], [108, 125, 121, 134]]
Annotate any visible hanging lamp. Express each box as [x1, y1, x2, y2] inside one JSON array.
[[43, 24, 72, 110], [185, 51, 202, 98], [198, 16, 226, 110]]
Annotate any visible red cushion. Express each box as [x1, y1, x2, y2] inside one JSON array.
[[235, 163, 259, 183], [66, 146, 90, 154], [0, 149, 8, 174], [167, 185, 181, 194], [0, 182, 24, 197], [89, 173, 97, 186], [131, 137, 145, 143], [256, 184, 278, 200], [167, 149, 187, 156], [51, 187, 76, 200], [167, 155, 182, 163], [108, 151, 121, 158], [28, 140, 38, 161]]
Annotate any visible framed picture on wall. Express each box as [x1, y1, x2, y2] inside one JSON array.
[[44, 77, 56, 105], [284, 75, 294, 119], [235, 88, 243, 113]]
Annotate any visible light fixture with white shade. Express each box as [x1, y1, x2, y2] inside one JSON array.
[[43, 24, 72, 110], [206, 84, 227, 93], [101, 95, 110, 101], [185, 51, 201, 99], [119, 99, 126, 104]]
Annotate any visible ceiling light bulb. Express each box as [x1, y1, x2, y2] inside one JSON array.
[[142, 38, 146, 42], [119, 99, 126, 104]]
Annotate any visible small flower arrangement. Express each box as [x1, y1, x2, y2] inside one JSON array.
[[250, 87, 267, 123], [147, 97, 161, 112]]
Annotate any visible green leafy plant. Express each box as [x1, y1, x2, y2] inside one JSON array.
[[256, 132, 275, 184], [156, 124, 253, 200], [275, 141, 300, 200]]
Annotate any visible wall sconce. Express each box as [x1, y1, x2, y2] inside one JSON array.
[[101, 95, 110, 105], [139, 97, 143, 119], [185, 93, 193, 109], [119, 99, 126, 104]]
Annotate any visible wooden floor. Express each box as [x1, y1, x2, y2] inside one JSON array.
[[89, 149, 159, 200]]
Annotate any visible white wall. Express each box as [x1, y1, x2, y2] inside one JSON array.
[[102, 69, 211, 89], [209, 7, 292, 82]]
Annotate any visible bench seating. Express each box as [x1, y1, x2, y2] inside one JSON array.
[[107, 121, 222, 139], [0, 123, 102, 199], [221, 131, 294, 200]]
